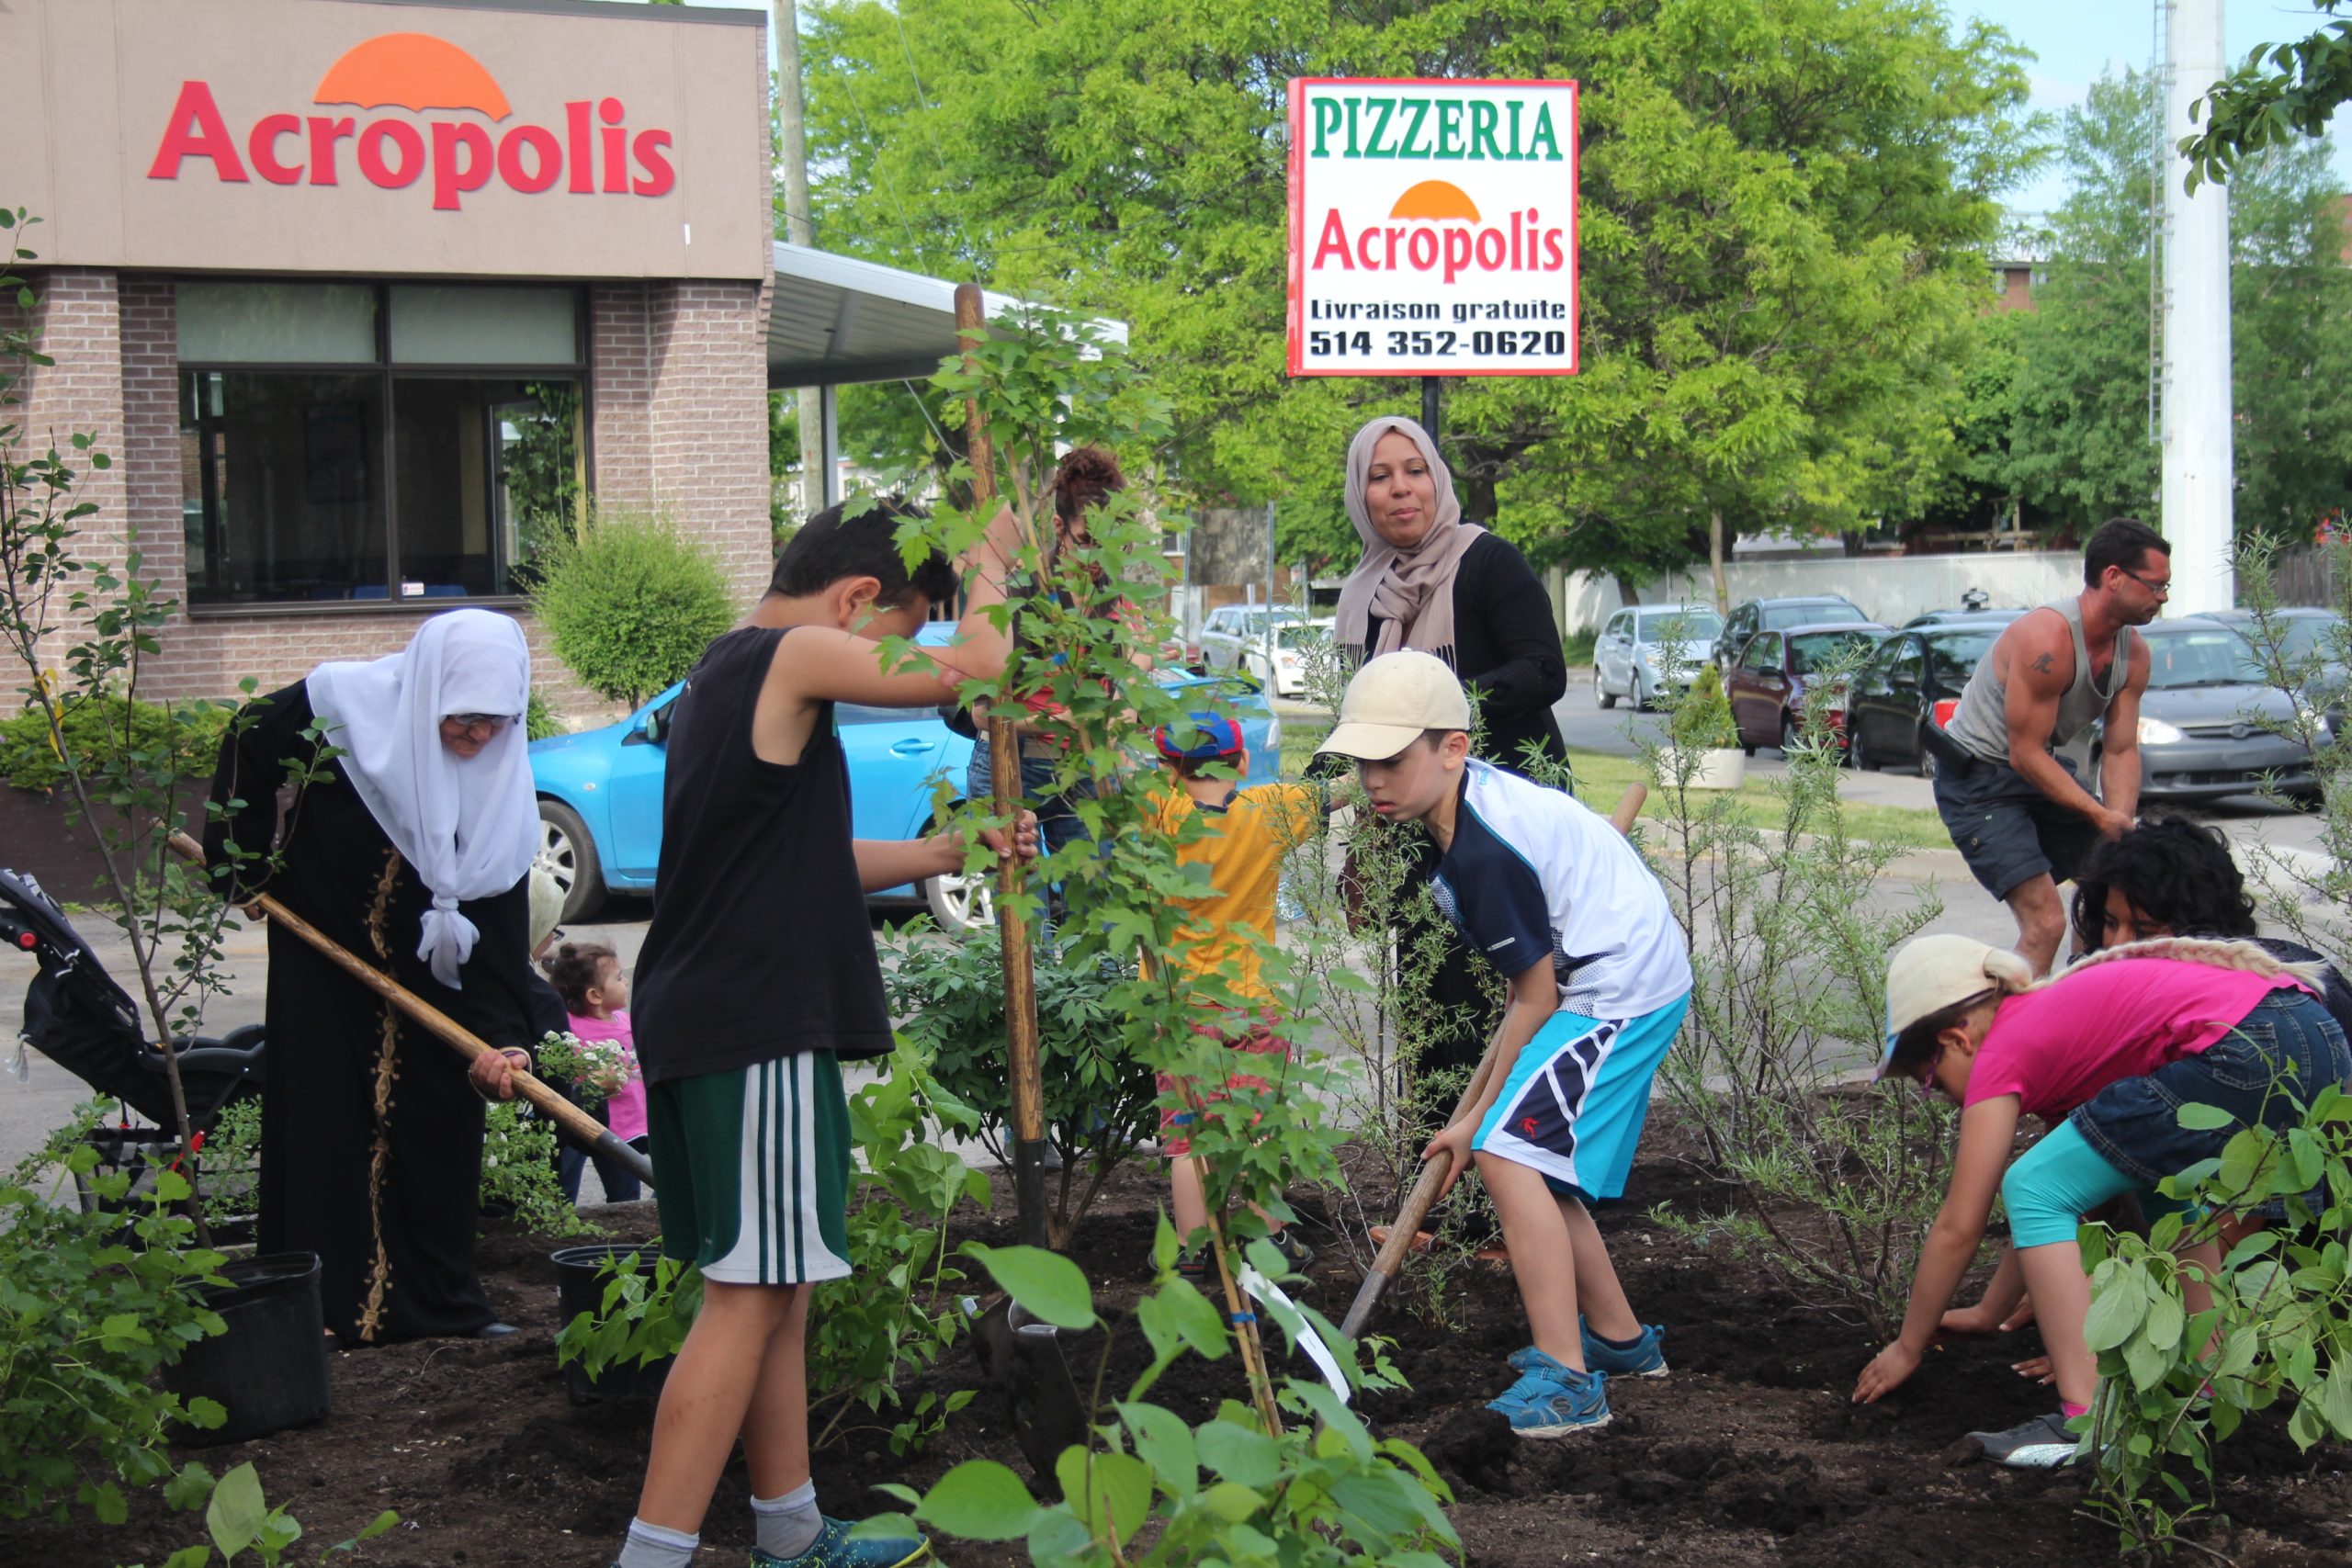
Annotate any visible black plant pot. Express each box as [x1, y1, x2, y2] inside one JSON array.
[[164, 1251, 331, 1445], [551, 1243, 673, 1404]]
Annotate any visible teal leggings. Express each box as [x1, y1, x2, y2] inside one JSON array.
[[2001, 1120, 2177, 1249]]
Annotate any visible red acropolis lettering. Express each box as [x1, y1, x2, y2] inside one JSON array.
[[143, 33, 681, 212], [1309, 206, 1566, 283]]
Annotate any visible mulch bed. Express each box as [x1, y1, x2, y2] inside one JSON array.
[[16, 1130, 2352, 1568]]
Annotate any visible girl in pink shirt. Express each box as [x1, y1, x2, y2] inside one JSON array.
[[1849, 934, 2345, 1469], [544, 942, 646, 1203]]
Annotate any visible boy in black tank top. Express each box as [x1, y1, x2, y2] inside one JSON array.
[[614, 500, 1035, 1568]]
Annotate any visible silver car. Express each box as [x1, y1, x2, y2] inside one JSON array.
[[2067, 618, 2327, 804], [1594, 604, 1724, 711], [1194, 605, 1304, 677]]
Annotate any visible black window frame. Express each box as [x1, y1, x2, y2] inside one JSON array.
[[177, 279, 591, 618]]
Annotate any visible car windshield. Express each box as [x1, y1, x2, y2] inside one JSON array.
[[2143, 629, 2267, 689], [1923, 631, 1998, 683], [1787, 629, 1884, 675], [2256, 615, 2346, 661], [1275, 623, 1330, 650], [1637, 610, 1722, 644], [1764, 603, 1864, 630]]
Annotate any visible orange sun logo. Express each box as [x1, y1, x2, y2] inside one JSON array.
[[313, 33, 511, 120], [1389, 180, 1480, 222]]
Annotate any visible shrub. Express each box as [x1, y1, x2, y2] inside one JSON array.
[[526, 506, 736, 707], [0, 694, 229, 794], [1, 1105, 230, 1524], [882, 932, 1157, 1248], [1669, 663, 1737, 750], [523, 687, 562, 741], [478, 1101, 596, 1238]]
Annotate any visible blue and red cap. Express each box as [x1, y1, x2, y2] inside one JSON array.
[[1155, 713, 1246, 761]]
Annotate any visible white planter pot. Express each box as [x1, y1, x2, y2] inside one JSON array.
[[1661, 745, 1746, 791]]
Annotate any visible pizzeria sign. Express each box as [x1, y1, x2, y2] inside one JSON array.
[[1286, 78, 1579, 378]]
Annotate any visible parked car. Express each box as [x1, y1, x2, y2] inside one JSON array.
[[1193, 605, 1305, 675], [2059, 617, 2327, 804], [1845, 622, 2006, 775], [2203, 607, 2349, 720], [1227, 617, 1334, 698], [530, 630, 1281, 928], [1712, 594, 1871, 671], [1900, 607, 2027, 630], [1724, 623, 1890, 754], [1592, 603, 1724, 711]]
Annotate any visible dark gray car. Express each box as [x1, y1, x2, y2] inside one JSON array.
[[2066, 618, 2325, 804]]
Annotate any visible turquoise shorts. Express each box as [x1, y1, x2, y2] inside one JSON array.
[[1472, 995, 1690, 1203]]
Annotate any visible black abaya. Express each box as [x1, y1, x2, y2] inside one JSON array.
[[204, 684, 541, 1345]]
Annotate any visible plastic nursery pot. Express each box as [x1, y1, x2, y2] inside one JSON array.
[[163, 1251, 332, 1446], [551, 1243, 674, 1405]]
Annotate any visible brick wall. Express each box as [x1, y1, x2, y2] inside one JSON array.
[[8, 269, 131, 680]]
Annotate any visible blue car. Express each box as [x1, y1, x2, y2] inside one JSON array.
[[529, 632, 1280, 931]]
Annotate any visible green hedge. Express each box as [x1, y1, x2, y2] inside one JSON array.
[[526, 509, 736, 707], [0, 695, 229, 793]]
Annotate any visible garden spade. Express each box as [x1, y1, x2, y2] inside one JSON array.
[[1337, 783, 1646, 1341], [164, 831, 656, 1189]]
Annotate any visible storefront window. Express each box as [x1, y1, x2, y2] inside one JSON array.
[[178, 282, 583, 609]]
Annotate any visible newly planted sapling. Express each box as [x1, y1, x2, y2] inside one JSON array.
[[117, 1460, 399, 1567]]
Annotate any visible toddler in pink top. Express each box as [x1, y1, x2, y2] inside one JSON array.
[[544, 942, 647, 1202]]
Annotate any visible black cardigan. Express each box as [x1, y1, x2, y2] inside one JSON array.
[[1353, 532, 1569, 773]]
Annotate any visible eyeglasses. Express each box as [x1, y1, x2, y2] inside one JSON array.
[[444, 714, 514, 738], [2120, 567, 2172, 597]]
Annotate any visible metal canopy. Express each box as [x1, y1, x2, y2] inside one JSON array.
[[767, 242, 1125, 389]]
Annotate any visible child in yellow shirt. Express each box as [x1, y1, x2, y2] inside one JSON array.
[[1145, 714, 1323, 1278]]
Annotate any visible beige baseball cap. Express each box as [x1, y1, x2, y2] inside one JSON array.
[[1316, 651, 1472, 762], [1878, 933, 2030, 1075]]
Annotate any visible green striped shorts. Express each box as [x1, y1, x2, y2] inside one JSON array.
[[647, 1052, 851, 1286]]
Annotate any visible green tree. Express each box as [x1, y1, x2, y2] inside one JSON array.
[[2006, 69, 2352, 544], [798, 0, 2037, 595], [2180, 2, 2352, 188]]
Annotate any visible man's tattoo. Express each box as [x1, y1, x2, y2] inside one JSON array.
[[2030, 652, 2056, 675]]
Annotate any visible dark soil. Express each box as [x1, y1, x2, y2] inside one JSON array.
[[14, 1130, 2352, 1568]]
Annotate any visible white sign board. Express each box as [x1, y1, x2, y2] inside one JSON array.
[[1287, 78, 1578, 378]]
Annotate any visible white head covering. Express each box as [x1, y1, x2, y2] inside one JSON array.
[[305, 610, 537, 987]]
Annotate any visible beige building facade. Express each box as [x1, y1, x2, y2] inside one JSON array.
[[2, 0, 775, 705]]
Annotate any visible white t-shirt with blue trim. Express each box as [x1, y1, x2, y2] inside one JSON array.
[[1427, 760, 1690, 1019]]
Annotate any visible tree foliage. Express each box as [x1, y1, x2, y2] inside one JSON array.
[[2180, 2, 2352, 189], [797, 0, 2041, 590], [2003, 70, 2352, 545], [526, 506, 737, 708]]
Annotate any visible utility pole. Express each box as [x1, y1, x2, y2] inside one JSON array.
[[2161, 0, 2234, 613], [774, 1, 827, 521]]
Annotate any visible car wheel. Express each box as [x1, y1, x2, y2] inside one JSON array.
[[1849, 724, 1874, 772], [536, 800, 606, 922], [922, 863, 998, 933], [1780, 712, 1800, 754], [1596, 666, 1616, 710], [1915, 727, 1939, 781]]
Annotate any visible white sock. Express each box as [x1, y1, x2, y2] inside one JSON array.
[[616, 1517, 698, 1568], [752, 1480, 822, 1561]]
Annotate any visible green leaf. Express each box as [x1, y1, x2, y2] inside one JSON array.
[[1198, 1480, 1265, 1523], [2320, 1357, 2352, 1439], [1114, 1400, 1198, 1499], [2143, 1291, 2185, 1352], [206, 1462, 266, 1559], [1197, 1418, 1282, 1487], [2083, 1273, 2149, 1352], [164, 1461, 217, 1513], [1056, 1449, 1152, 1547], [89, 1480, 129, 1526], [914, 1460, 1041, 1541], [966, 1245, 1094, 1329], [2175, 1102, 2236, 1131]]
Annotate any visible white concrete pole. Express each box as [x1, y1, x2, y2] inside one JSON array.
[[2161, 0, 2235, 613], [773, 1, 829, 521]]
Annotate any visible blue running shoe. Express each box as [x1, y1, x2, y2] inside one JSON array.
[[1486, 1348, 1611, 1438], [750, 1517, 933, 1568], [1580, 1318, 1668, 1379]]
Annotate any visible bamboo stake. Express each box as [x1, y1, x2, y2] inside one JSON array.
[[1206, 1209, 1284, 1435], [165, 831, 654, 1188], [956, 281, 1049, 1249], [1338, 784, 1646, 1340]]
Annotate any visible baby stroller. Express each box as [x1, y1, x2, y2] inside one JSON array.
[[3, 865, 264, 1216]]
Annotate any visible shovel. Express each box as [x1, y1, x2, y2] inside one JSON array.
[[1338, 783, 1646, 1340], [165, 831, 655, 1189]]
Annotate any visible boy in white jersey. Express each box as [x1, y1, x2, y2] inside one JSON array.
[[1318, 652, 1692, 1437]]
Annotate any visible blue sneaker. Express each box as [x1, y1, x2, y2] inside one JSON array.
[[1506, 1320, 1668, 1380], [1486, 1348, 1611, 1438], [750, 1517, 933, 1568]]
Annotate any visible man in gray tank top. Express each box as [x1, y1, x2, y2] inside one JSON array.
[[1927, 518, 2165, 974]]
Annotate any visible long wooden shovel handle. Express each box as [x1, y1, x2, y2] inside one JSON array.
[[1340, 782, 1645, 1339], [167, 831, 655, 1190]]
